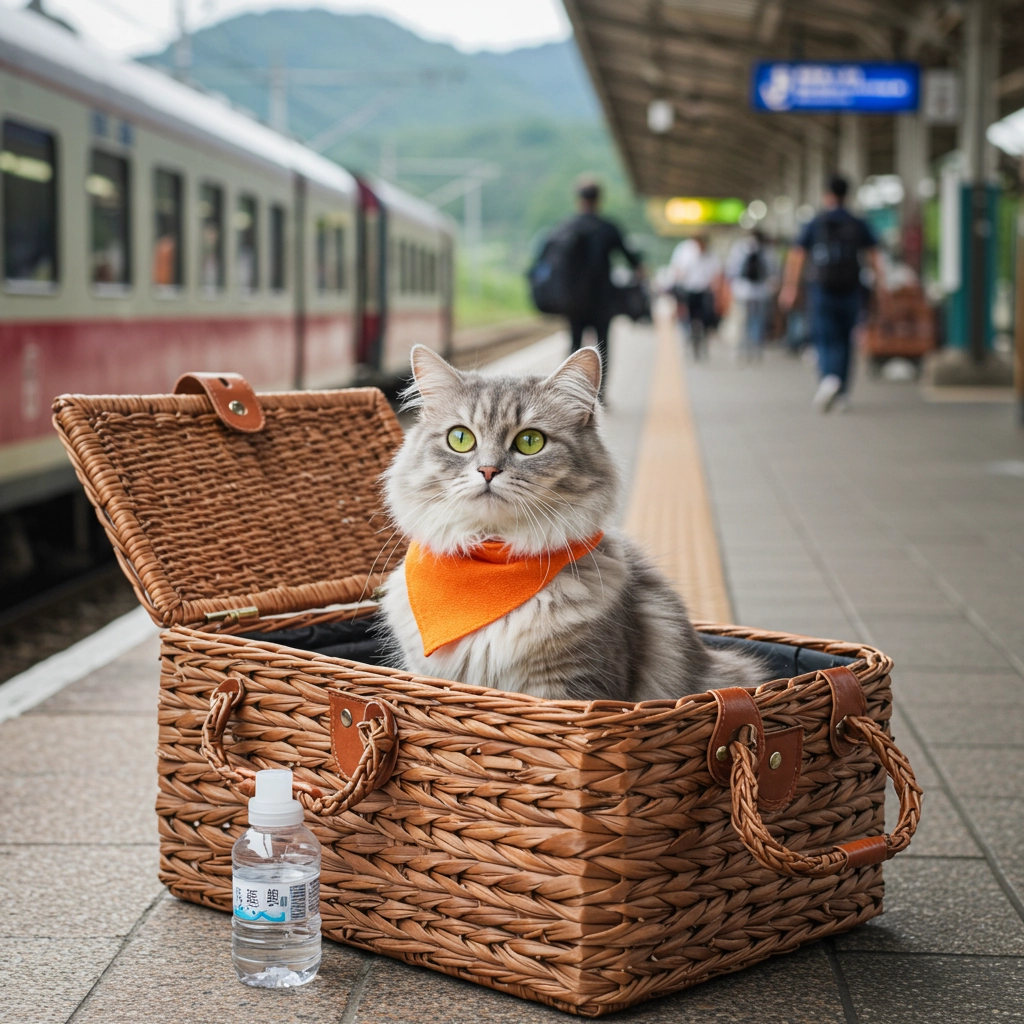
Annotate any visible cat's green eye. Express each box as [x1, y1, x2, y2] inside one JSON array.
[[513, 429, 546, 455], [447, 426, 476, 453]]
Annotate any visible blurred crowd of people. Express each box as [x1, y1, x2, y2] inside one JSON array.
[[661, 174, 928, 413], [537, 174, 932, 414]]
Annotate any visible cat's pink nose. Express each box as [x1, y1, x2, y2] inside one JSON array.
[[478, 466, 501, 483]]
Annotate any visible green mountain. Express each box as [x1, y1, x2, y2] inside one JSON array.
[[142, 8, 659, 322], [143, 10, 598, 137]]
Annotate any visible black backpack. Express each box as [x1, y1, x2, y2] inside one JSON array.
[[810, 215, 862, 291], [527, 218, 594, 318], [741, 246, 766, 283]]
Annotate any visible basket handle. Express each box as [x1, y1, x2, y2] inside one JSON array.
[[200, 676, 397, 817], [727, 704, 922, 878]]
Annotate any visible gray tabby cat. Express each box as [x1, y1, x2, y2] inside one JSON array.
[[378, 344, 762, 701]]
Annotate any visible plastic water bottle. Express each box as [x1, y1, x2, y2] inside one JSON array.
[[231, 769, 322, 987]]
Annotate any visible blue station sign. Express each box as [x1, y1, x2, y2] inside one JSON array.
[[751, 62, 920, 114]]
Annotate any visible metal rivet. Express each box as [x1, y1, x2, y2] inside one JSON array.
[[340, 708, 353, 727], [769, 751, 783, 770], [715, 745, 729, 762], [228, 400, 247, 416]]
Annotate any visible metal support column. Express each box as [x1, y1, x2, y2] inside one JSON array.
[[803, 124, 824, 209], [896, 112, 928, 271], [960, 0, 999, 364], [838, 115, 866, 192]]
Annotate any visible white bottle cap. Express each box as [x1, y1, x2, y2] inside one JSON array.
[[247, 769, 304, 827]]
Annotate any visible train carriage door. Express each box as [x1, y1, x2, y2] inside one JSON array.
[[292, 173, 307, 389], [355, 178, 387, 371]]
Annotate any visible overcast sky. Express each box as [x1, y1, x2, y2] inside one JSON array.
[[6, 0, 572, 56]]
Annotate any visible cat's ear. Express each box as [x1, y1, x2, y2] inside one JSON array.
[[543, 347, 601, 423], [406, 344, 462, 406]]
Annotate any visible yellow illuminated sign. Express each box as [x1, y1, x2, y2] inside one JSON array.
[[647, 196, 746, 235], [665, 198, 706, 224]]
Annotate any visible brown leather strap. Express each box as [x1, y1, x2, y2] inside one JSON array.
[[708, 687, 765, 786], [174, 372, 265, 433], [758, 725, 803, 811], [839, 834, 890, 869], [823, 666, 867, 757], [329, 691, 398, 780]]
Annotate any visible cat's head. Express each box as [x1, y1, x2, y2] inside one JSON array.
[[383, 345, 619, 556]]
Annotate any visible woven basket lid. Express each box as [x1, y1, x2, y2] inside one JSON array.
[[52, 385, 406, 627]]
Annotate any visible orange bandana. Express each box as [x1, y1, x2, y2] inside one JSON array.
[[404, 533, 604, 656]]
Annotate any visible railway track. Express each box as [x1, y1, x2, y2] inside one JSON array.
[[0, 562, 138, 685]]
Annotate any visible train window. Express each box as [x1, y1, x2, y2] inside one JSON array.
[[316, 215, 344, 293], [427, 251, 436, 294], [270, 203, 286, 292], [88, 150, 131, 288], [399, 240, 408, 294], [199, 182, 224, 291], [2, 120, 58, 287], [153, 169, 183, 289], [235, 193, 259, 291], [334, 225, 345, 292], [410, 244, 419, 294], [315, 219, 327, 292]]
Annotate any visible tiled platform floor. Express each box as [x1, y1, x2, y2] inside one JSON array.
[[2, 322, 1023, 1022]]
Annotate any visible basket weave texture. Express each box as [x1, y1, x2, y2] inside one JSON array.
[[158, 615, 899, 1016], [52, 384, 920, 1016], [52, 388, 405, 625]]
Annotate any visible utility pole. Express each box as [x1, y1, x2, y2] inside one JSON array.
[[379, 140, 397, 183], [464, 177, 483, 297], [173, 0, 191, 83], [269, 62, 288, 134]]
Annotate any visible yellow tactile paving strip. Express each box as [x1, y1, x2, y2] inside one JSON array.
[[623, 314, 734, 623]]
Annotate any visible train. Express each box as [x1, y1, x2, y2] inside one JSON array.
[[0, 4, 455, 519]]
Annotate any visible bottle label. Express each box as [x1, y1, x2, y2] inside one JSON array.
[[232, 876, 320, 923]]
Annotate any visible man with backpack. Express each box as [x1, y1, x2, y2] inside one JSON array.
[[528, 179, 643, 398], [779, 174, 885, 411], [726, 229, 778, 360]]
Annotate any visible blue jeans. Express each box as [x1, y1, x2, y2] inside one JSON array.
[[744, 297, 770, 353], [809, 287, 860, 393]]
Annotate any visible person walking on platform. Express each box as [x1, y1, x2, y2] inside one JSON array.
[[529, 179, 643, 400], [670, 234, 722, 360], [779, 174, 885, 412], [726, 229, 778, 360]]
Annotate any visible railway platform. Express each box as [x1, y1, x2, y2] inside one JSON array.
[[2, 313, 1024, 1022]]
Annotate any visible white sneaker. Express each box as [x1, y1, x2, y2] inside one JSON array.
[[813, 374, 842, 412]]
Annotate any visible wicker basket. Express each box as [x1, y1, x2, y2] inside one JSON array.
[[52, 373, 921, 1017]]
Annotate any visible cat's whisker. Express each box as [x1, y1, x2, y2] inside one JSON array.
[[527, 495, 582, 582]]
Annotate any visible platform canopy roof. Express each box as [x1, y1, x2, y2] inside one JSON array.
[[563, 0, 1024, 200]]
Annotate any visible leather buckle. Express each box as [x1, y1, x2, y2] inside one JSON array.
[[174, 372, 265, 433], [329, 691, 398, 780]]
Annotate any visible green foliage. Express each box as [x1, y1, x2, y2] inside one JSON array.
[[455, 255, 533, 328]]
